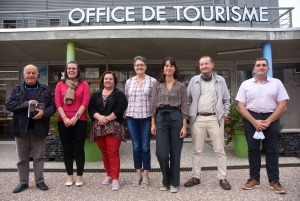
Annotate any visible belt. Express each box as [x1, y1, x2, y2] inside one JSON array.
[[197, 112, 216, 116]]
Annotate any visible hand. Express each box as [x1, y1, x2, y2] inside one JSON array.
[[103, 117, 110, 125], [32, 108, 44, 119], [180, 127, 186, 138], [151, 124, 156, 135], [63, 117, 72, 128], [70, 116, 78, 126], [261, 119, 271, 128], [97, 115, 107, 125], [28, 100, 38, 106], [253, 120, 267, 131]]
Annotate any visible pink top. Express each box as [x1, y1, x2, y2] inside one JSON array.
[[236, 77, 289, 113], [55, 81, 90, 121]]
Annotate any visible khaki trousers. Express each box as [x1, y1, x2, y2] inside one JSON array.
[[191, 115, 227, 180], [15, 129, 46, 184]]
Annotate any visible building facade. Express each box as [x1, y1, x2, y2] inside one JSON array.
[[0, 0, 299, 141]]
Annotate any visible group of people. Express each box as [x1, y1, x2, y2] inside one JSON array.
[[5, 55, 289, 194]]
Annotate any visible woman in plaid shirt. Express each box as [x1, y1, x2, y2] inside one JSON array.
[[125, 56, 157, 187]]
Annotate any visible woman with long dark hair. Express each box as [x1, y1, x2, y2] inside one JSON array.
[[55, 61, 90, 187], [150, 57, 188, 193]]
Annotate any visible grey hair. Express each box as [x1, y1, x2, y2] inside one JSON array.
[[133, 56, 147, 66]]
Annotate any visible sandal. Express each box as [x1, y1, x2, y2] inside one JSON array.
[[132, 175, 142, 187], [141, 176, 149, 187]]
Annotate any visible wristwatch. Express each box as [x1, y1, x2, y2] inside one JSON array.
[[76, 113, 81, 118]]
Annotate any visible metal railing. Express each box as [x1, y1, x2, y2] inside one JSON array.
[[0, 6, 294, 29]]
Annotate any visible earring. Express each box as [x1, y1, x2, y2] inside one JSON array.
[[163, 71, 166, 75]]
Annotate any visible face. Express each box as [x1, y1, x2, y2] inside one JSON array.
[[66, 63, 78, 80], [253, 60, 269, 77], [23, 65, 38, 85], [199, 57, 214, 75], [134, 60, 147, 75], [163, 60, 176, 76], [103, 73, 115, 89]]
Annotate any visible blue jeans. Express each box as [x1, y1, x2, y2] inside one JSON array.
[[126, 116, 151, 170]]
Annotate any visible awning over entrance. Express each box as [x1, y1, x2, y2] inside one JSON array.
[[0, 26, 300, 63]]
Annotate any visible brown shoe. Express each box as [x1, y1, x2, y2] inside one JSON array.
[[184, 177, 200, 187], [270, 180, 286, 194], [219, 179, 231, 190], [242, 178, 260, 190]]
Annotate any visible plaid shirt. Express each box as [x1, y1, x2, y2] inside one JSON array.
[[125, 75, 157, 118]]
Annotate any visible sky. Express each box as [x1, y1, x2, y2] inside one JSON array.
[[279, 0, 300, 27]]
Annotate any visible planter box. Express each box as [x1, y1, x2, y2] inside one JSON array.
[[44, 135, 64, 161], [278, 129, 300, 157]]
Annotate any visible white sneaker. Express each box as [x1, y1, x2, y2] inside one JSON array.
[[160, 185, 168, 191], [169, 186, 179, 193]]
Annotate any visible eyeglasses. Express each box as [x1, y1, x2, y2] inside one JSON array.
[[67, 68, 77, 71], [135, 64, 145, 67]]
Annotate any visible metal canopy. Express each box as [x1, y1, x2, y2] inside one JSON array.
[[0, 26, 299, 64]]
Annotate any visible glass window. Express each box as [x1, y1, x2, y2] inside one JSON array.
[[0, 66, 19, 141], [213, 0, 234, 5], [108, 64, 162, 92], [48, 64, 106, 94], [215, 70, 231, 94]]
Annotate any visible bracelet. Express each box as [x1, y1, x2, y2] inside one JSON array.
[[62, 117, 67, 119]]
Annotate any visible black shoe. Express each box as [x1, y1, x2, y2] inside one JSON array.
[[36, 182, 49, 191], [220, 179, 231, 190], [184, 177, 201, 187], [13, 183, 28, 193]]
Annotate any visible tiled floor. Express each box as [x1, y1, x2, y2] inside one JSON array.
[[0, 141, 300, 201]]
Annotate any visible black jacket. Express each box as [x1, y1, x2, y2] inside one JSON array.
[[88, 87, 128, 124], [5, 82, 56, 137]]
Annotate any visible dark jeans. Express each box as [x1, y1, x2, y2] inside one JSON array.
[[126, 116, 151, 170], [243, 110, 280, 182], [155, 107, 183, 187], [58, 120, 87, 176]]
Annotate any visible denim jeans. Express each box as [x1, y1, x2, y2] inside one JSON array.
[[126, 116, 151, 170], [243, 110, 280, 182]]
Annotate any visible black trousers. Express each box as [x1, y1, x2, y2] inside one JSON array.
[[243, 110, 279, 182], [155, 107, 183, 187], [58, 120, 87, 176]]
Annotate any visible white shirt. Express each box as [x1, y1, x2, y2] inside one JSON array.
[[236, 77, 289, 113]]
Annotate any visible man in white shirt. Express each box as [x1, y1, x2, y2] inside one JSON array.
[[236, 57, 289, 194]]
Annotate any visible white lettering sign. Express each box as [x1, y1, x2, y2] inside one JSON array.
[[68, 6, 269, 24]]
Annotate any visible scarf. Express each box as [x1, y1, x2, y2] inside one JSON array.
[[64, 79, 79, 104]]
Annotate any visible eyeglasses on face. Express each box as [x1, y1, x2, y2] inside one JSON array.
[[135, 64, 145, 67], [67, 67, 77, 71]]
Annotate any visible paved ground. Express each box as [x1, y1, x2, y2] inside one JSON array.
[[0, 142, 299, 201]]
